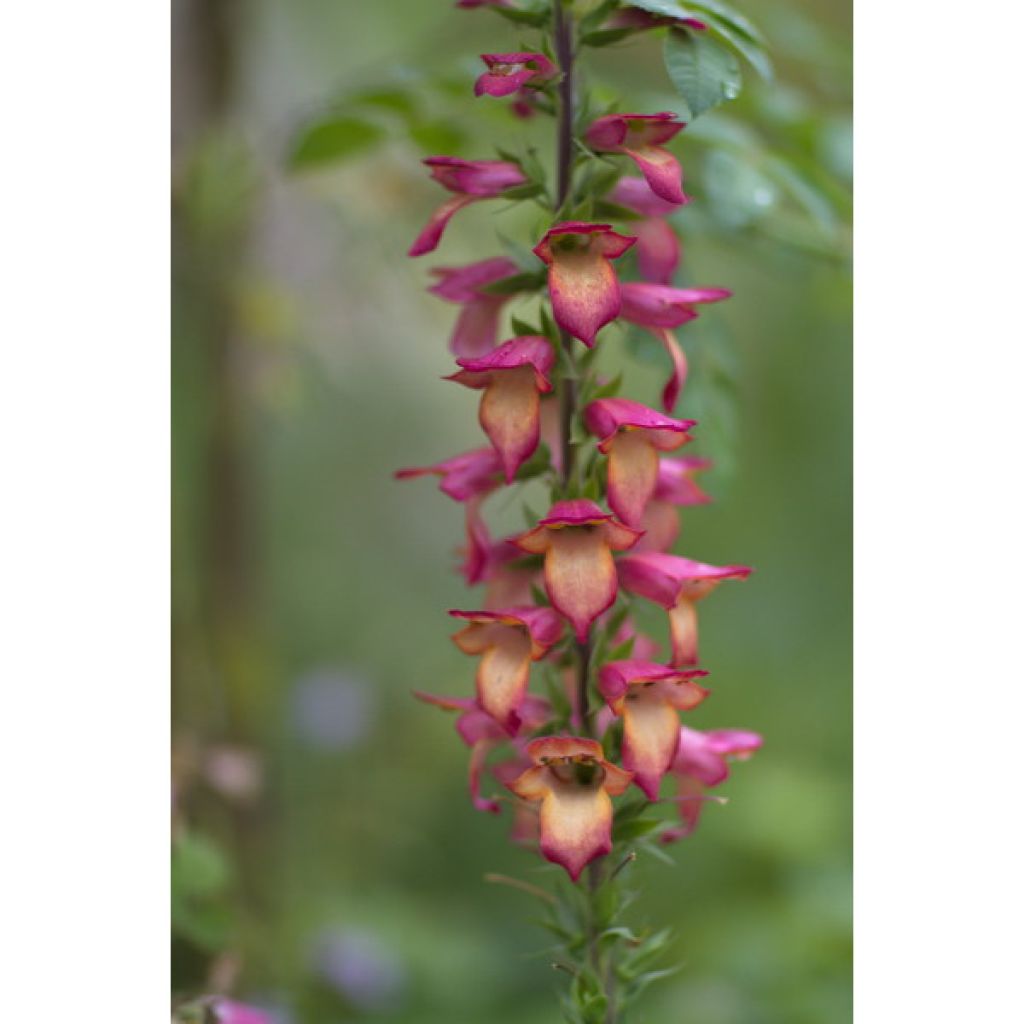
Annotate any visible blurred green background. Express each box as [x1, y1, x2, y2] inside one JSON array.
[[172, 1, 851, 1021]]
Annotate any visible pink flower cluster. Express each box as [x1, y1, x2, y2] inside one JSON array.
[[397, 27, 760, 883]]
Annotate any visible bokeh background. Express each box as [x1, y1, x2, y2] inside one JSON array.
[[172, 1, 851, 1021]]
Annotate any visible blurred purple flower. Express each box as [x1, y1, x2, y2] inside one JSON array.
[[292, 668, 375, 751], [313, 927, 406, 1012]]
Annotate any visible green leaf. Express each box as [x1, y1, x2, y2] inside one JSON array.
[[510, 314, 541, 335], [685, 0, 765, 44], [663, 28, 742, 120], [502, 182, 546, 201], [700, 12, 773, 79], [628, 0, 702, 18], [289, 116, 385, 170]]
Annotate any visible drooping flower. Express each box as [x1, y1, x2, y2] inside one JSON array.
[[636, 456, 713, 552], [610, 176, 681, 285], [617, 552, 752, 666], [409, 157, 526, 257], [597, 659, 710, 799], [507, 736, 633, 880], [446, 336, 554, 481], [414, 690, 551, 812], [475, 52, 556, 97], [515, 499, 642, 641], [449, 606, 563, 733], [584, 398, 696, 528], [394, 446, 503, 502], [620, 282, 732, 412], [661, 725, 762, 842], [586, 113, 688, 205], [427, 257, 521, 358], [532, 222, 636, 347]]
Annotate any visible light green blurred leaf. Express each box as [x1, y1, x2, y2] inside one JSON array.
[[664, 28, 742, 120], [289, 115, 385, 169]]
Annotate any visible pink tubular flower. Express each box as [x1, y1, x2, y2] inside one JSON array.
[[415, 691, 551, 812], [662, 725, 762, 842], [610, 176, 681, 285], [450, 606, 563, 733], [507, 736, 633, 880], [586, 113, 688, 205], [597, 659, 709, 799], [620, 282, 732, 412], [428, 257, 521, 358], [447, 336, 555, 481], [533, 222, 636, 347], [617, 551, 752, 666], [475, 53, 556, 97], [394, 447, 503, 502], [637, 456, 713, 552], [409, 157, 526, 257], [584, 398, 696, 528], [515, 500, 642, 641]]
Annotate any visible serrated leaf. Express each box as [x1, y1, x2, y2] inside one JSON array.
[[289, 116, 385, 170], [663, 28, 742, 120]]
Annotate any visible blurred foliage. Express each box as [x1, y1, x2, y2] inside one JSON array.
[[172, 0, 851, 1021]]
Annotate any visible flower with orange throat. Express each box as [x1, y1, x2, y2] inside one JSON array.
[[532, 222, 636, 347], [585, 112, 688, 205], [409, 157, 526, 257], [585, 398, 696, 528], [617, 551, 752, 666], [507, 736, 633, 880], [447, 335, 554, 482], [514, 500, 642, 641], [597, 659, 709, 799], [449, 606, 563, 733]]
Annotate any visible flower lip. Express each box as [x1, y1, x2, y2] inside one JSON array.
[[451, 335, 555, 392], [654, 456, 713, 504], [598, 659, 710, 700], [475, 52, 557, 97], [585, 397, 696, 452], [525, 734, 605, 764], [586, 111, 686, 151], [535, 498, 621, 529], [611, 176, 680, 218], [532, 221, 637, 264], [448, 605, 563, 652]]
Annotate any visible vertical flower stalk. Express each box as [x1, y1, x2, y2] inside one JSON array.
[[396, 3, 767, 1020]]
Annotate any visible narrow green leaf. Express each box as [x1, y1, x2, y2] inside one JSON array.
[[663, 28, 742, 120]]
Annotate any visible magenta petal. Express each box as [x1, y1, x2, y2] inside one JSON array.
[[634, 218, 681, 284], [424, 156, 526, 196], [621, 282, 730, 328], [409, 194, 477, 257], [623, 145, 686, 205], [618, 551, 753, 608], [454, 335, 555, 390], [450, 295, 506, 358], [394, 447, 502, 502], [656, 327, 688, 413], [585, 397, 696, 447], [653, 456, 713, 505], [429, 257, 520, 302], [611, 176, 680, 218]]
